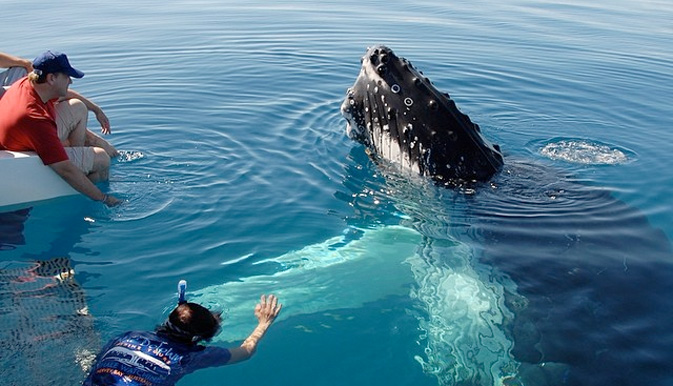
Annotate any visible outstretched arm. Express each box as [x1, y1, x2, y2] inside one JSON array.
[[0, 52, 33, 73], [49, 160, 120, 206], [227, 294, 282, 364]]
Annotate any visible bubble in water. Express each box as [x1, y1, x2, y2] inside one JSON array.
[[115, 150, 145, 163], [539, 140, 628, 165]]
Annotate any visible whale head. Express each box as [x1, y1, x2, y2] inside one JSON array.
[[341, 45, 504, 185]]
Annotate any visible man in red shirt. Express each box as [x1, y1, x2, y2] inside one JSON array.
[[0, 51, 120, 206]]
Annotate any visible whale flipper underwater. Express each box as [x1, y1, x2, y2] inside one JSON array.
[[340, 45, 673, 385], [192, 225, 532, 385]]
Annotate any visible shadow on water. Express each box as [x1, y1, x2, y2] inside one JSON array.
[[0, 208, 31, 251], [0, 196, 99, 258], [338, 146, 673, 385], [463, 158, 673, 385]]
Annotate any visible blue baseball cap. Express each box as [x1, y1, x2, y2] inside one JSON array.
[[32, 51, 85, 78]]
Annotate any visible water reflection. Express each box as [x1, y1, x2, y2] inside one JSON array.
[[0, 257, 99, 385], [0, 201, 100, 384], [0, 207, 31, 251], [0, 198, 95, 259]]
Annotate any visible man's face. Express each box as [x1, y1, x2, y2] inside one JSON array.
[[50, 72, 72, 97]]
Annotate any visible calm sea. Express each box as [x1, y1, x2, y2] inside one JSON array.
[[1, 0, 672, 385]]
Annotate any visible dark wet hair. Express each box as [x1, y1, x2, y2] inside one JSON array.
[[156, 302, 221, 344]]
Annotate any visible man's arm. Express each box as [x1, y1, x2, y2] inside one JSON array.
[[49, 159, 120, 206], [0, 52, 33, 72], [61, 89, 111, 135], [227, 294, 282, 364]]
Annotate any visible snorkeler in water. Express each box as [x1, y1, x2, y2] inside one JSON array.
[[83, 280, 282, 385]]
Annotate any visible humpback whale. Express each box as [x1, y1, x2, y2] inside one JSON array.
[[341, 45, 503, 185], [339, 45, 673, 385], [166, 46, 672, 386]]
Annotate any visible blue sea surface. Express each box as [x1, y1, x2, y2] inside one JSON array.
[[1, 0, 672, 385]]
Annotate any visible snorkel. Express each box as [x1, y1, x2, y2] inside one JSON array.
[[158, 280, 221, 345], [178, 279, 187, 305]]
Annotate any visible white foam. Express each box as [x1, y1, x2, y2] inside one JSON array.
[[540, 140, 628, 165]]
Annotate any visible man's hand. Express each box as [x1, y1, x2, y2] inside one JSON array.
[[20, 59, 33, 74], [94, 108, 111, 135], [102, 194, 122, 207], [226, 294, 282, 364], [254, 294, 282, 326]]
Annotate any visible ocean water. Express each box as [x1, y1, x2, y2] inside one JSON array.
[[1, 0, 672, 385]]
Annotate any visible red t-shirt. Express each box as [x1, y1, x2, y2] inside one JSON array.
[[0, 77, 68, 165]]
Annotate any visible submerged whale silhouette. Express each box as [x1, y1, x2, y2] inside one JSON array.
[[339, 45, 673, 385]]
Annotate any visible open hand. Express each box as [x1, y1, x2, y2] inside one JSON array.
[[94, 109, 111, 135], [254, 294, 282, 325]]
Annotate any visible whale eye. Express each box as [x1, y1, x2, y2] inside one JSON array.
[[391, 84, 401, 94], [404, 97, 414, 107]]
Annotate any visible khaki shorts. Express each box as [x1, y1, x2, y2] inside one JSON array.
[[55, 102, 95, 174], [55, 101, 79, 140], [64, 147, 95, 174]]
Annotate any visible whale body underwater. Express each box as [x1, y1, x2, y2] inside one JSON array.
[[192, 46, 673, 386], [337, 45, 673, 385]]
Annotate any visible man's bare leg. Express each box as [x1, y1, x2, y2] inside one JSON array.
[[85, 130, 118, 157], [86, 147, 111, 183]]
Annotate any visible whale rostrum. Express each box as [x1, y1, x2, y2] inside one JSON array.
[[341, 45, 504, 185]]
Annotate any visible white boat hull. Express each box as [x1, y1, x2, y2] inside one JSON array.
[[0, 150, 79, 208]]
